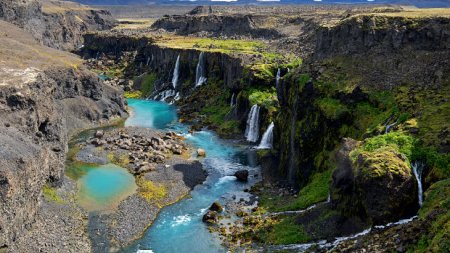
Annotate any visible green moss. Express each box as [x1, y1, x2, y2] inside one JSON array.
[[42, 184, 64, 204], [124, 90, 143, 98], [139, 72, 156, 97], [259, 170, 332, 212], [156, 36, 271, 56], [249, 63, 275, 80], [108, 152, 130, 168], [351, 132, 415, 161], [317, 98, 349, 120], [259, 216, 310, 245], [248, 87, 278, 110], [136, 177, 167, 206], [411, 179, 450, 252], [412, 146, 450, 181], [355, 146, 412, 179]]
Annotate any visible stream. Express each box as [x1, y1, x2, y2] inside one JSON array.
[[70, 98, 260, 253]]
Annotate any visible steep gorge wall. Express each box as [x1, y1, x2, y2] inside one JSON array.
[[0, 66, 126, 249], [0, 0, 116, 51], [274, 14, 450, 187], [152, 14, 282, 39], [81, 33, 272, 134]]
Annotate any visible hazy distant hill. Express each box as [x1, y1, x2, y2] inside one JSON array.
[[70, 0, 450, 7]]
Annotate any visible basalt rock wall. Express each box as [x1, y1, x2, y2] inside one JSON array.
[[0, 66, 126, 250]]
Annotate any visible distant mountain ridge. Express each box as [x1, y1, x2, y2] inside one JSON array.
[[70, 0, 450, 8]]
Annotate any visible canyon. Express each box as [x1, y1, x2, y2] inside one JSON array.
[[0, 1, 449, 253]]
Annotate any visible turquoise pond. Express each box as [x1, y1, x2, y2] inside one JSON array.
[[77, 164, 137, 211], [71, 98, 259, 252]]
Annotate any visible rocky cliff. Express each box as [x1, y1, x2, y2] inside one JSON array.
[[0, 20, 126, 251], [0, 0, 116, 51]]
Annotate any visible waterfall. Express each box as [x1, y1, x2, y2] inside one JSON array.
[[257, 122, 274, 149], [174, 92, 181, 101], [411, 161, 424, 207], [172, 55, 180, 89], [146, 56, 150, 66], [276, 68, 281, 88], [385, 120, 398, 134], [230, 93, 235, 107], [327, 192, 331, 203], [195, 52, 207, 87], [155, 89, 176, 102], [245, 105, 260, 143]]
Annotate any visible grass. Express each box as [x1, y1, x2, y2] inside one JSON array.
[[114, 18, 156, 30], [258, 216, 310, 245], [42, 184, 64, 204], [259, 170, 332, 212], [155, 36, 268, 56]]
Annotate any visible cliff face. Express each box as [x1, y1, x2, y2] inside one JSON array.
[[0, 20, 126, 251], [152, 14, 282, 39], [315, 15, 450, 57], [0, 0, 116, 51]]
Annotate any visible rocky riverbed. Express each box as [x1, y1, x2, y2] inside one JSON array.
[[69, 126, 207, 251]]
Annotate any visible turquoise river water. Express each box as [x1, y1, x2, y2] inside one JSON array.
[[73, 98, 259, 252]]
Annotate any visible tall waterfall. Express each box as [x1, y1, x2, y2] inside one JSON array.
[[245, 105, 260, 142], [195, 52, 207, 87], [172, 55, 180, 89], [411, 162, 424, 207], [257, 122, 274, 149], [230, 93, 235, 107], [276, 68, 281, 88]]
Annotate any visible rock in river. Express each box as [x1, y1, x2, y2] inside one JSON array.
[[234, 170, 249, 182]]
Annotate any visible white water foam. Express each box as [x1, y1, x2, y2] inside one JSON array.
[[171, 214, 191, 227]]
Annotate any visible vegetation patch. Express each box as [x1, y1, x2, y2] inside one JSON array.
[[107, 152, 130, 168], [258, 170, 332, 212], [42, 184, 64, 204], [124, 90, 143, 98], [136, 177, 167, 206], [412, 179, 450, 252], [258, 216, 310, 245], [351, 132, 414, 162], [316, 98, 349, 120]]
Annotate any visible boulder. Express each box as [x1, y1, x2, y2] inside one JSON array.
[[197, 148, 206, 157], [209, 202, 223, 212], [95, 130, 104, 138], [331, 138, 418, 225], [234, 170, 249, 182], [202, 210, 218, 224]]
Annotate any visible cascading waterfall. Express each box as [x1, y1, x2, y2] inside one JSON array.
[[385, 120, 398, 134], [172, 55, 180, 89], [411, 161, 424, 207], [276, 68, 281, 88], [154, 89, 176, 102], [257, 122, 274, 149], [146, 56, 150, 66], [195, 52, 207, 87], [230, 93, 235, 107], [245, 105, 260, 142], [174, 92, 181, 101]]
